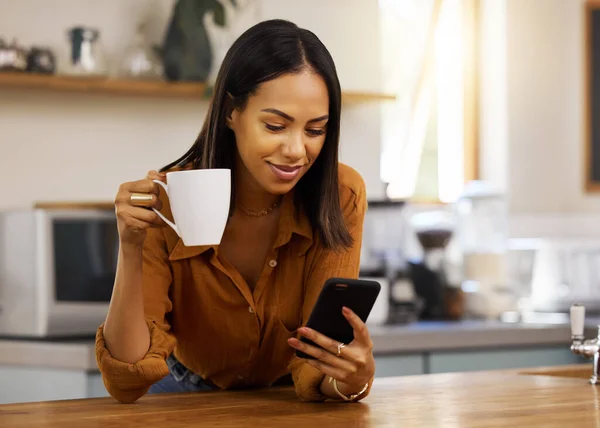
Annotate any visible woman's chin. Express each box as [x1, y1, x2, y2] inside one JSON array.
[[256, 170, 304, 195], [263, 181, 297, 195]]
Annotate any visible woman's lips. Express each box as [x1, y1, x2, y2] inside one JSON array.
[[268, 163, 303, 181]]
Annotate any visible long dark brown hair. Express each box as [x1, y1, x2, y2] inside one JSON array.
[[162, 19, 352, 250]]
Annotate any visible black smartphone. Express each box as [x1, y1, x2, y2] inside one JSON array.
[[295, 277, 381, 359]]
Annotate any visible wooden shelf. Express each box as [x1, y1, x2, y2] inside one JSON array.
[[342, 91, 397, 104], [0, 72, 209, 99], [0, 72, 396, 104], [34, 201, 115, 210]]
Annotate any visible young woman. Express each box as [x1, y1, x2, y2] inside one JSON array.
[[96, 19, 375, 404]]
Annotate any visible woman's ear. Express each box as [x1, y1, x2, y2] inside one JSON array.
[[225, 92, 235, 130]]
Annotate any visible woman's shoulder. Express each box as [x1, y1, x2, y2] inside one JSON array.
[[337, 163, 367, 219], [337, 163, 366, 200]]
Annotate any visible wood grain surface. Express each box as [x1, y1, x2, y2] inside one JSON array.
[[0, 365, 598, 427]]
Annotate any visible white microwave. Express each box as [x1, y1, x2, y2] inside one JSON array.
[[0, 209, 117, 337]]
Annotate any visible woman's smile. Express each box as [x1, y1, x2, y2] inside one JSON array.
[[267, 162, 304, 181]]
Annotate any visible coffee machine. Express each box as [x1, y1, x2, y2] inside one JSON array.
[[408, 210, 464, 320]]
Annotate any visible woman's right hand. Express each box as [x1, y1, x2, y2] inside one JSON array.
[[114, 170, 167, 248]]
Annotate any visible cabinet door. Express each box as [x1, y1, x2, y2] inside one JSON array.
[[0, 366, 88, 404], [87, 372, 109, 398], [428, 346, 583, 374], [374, 354, 425, 377], [0, 367, 109, 404]]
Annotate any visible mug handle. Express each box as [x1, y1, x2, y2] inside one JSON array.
[[152, 180, 180, 237]]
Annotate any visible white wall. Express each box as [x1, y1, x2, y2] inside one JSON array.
[[0, 0, 384, 210], [506, 0, 589, 214], [478, 0, 600, 236]]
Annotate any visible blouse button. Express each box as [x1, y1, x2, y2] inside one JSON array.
[[269, 259, 278, 268], [248, 306, 254, 314]]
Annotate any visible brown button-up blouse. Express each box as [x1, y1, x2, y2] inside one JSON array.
[[95, 163, 370, 403]]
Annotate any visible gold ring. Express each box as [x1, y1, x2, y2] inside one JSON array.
[[130, 193, 154, 207], [336, 343, 346, 357]]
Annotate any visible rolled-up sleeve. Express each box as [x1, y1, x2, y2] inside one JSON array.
[[289, 172, 372, 402], [95, 226, 176, 403]]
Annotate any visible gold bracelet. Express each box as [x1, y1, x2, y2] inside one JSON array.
[[332, 378, 369, 402]]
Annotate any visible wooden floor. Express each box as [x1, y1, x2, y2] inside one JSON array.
[[0, 365, 598, 427]]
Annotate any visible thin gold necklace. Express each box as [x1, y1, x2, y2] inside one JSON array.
[[238, 197, 282, 217]]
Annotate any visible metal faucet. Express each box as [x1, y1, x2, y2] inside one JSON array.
[[570, 303, 600, 384]]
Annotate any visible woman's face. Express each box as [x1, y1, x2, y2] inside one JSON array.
[[227, 70, 329, 195]]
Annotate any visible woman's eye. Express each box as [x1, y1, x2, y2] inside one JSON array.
[[265, 124, 285, 132], [306, 129, 326, 137]]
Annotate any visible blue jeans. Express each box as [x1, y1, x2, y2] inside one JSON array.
[[148, 354, 217, 394]]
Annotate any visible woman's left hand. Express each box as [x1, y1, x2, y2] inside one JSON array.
[[287, 306, 375, 395]]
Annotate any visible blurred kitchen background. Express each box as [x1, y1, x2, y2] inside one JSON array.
[[1, 0, 600, 404]]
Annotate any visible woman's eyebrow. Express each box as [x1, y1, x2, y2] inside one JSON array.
[[260, 109, 329, 124], [261, 108, 294, 122]]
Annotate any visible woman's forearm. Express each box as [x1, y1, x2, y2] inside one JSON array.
[[103, 244, 151, 363]]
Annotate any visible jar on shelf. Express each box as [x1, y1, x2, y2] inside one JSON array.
[[63, 27, 108, 77], [117, 23, 163, 80]]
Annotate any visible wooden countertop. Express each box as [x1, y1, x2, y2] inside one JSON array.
[[0, 364, 598, 427]]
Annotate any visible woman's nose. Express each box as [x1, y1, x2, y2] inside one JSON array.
[[281, 132, 306, 160]]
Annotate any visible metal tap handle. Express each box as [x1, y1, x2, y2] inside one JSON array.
[[570, 304, 585, 338]]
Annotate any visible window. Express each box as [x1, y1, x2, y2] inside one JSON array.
[[379, 0, 479, 203]]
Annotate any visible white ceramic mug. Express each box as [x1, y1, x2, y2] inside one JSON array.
[[152, 169, 231, 246]]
